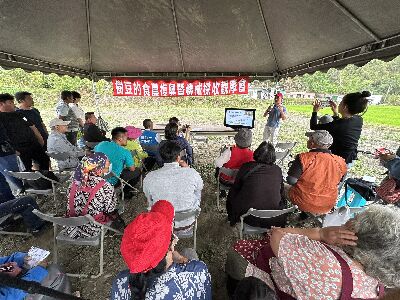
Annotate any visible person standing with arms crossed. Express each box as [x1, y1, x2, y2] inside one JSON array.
[[263, 92, 287, 145]]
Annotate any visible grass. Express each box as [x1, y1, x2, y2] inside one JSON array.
[[286, 105, 400, 128]]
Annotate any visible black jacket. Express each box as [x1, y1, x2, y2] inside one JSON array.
[[227, 161, 286, 228]]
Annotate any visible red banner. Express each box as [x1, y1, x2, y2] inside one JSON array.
[[112, 77, 249, 97]]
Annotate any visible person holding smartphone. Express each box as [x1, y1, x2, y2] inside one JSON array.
[[0, 252, 71, 299], [263, 93, 287, 145], [310, 91, 370, 165]]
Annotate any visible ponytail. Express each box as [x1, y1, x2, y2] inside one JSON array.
[[129, 258, 167, 300], [342, 90, 371, 115]]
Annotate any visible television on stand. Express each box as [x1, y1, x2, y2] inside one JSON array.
[[224, 108, 256, 130]]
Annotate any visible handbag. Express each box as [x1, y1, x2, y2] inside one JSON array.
[[376, 177, 400, 204], [322, 206, 352, 227]]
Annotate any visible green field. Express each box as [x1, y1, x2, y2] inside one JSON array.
[[286, 105, 400, 127]]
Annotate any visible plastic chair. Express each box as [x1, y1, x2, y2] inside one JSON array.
[[275, 142, 297, 152], [130, 150, 145, 189], [0, 214, 32, 236], [33, 209, 122, 278], [46, 151, 77, 173], [216, 167, 238, 210], [174, 208, 201, 250], [276, 142, 297, 166], [239, 206, 297, 239], [275, 150, 290, 166], [4, 170, 61, 214]]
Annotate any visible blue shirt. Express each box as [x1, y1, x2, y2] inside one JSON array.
[[266, 105, 287, 128], [94, 141, 134, 185], [139, 130, 160, 146], [110, 261, 212, 300], [0, 252, 48, 300]]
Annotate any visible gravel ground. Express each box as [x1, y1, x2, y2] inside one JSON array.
[[1, 110, 399, 299]]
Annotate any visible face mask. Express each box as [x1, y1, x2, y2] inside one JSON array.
[[103, 163, 113, 176]]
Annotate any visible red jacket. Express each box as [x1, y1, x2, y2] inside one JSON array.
[[220, 146, 254, 183]]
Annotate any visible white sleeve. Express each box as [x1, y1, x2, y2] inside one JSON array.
[[155, 133, 161, 143], [142, 178, 152, 208], [193, 172, 204, 207], [215, 148, 231, 168]]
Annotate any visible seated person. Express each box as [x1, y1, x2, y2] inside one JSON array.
[[83, 112, 109, 143], [139, 118, 161, 146], [0, 252, 71, 299], [286, 130, 347, 214], [162, 122, 193, 165], [0, 93, 49, 171], [0, 172, 48, 234], [215, 128, 254, 186], [47, 118, 85, 170], [139, 118, 162, 167], [111, 200, 211, 300], [143, 141, 203, 230], [65, 153, 123, 238], [377, 151, 400, 204], [124, 126, 152, 170], [226, 204, 397, 299], [94, 127, 141, 193], [169, 116, 191, 140], [227, 142, 286, 228]]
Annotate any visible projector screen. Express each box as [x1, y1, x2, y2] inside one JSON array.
[[224, 108, 256, 129]]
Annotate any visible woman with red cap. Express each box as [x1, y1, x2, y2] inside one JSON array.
[[111, 200, 212, 300]]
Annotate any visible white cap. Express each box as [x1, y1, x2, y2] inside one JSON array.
[[49, 118, 70, 128]]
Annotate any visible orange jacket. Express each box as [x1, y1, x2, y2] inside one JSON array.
[[289, 151, 347, 214]]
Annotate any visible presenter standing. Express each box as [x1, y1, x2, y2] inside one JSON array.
[[263, 92, 287, 145]]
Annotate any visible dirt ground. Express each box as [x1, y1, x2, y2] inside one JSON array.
[[2, 111, 399, 299]]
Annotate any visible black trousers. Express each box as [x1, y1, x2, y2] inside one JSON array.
[[18, 145, 50, 171]]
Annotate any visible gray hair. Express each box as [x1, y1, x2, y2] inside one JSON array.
[[344, 205, 400, 288]]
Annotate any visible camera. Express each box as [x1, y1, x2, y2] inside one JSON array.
[[182, 124, 191, 133]]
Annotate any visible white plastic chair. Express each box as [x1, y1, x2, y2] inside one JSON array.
[[174, 208, 201, 250], [33, 209, 122, 278], [275, 150, 290, 166], [46, 151, 77, 173], [216, 167, 238, 210], [4, 170, 61, 214], [239, 206, 297, 239], [275, 142, 297, 166]]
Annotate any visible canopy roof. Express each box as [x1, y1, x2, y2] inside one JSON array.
[[1, 0, 400, 80]]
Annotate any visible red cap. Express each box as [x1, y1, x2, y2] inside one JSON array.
[[120, 200, 174, 273], [275, 92, 283, 99]]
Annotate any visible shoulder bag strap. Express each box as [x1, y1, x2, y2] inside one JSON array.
[[81, 180, 106, 216], [324, 245, 354, 300], [67, 182, 79, 217]]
